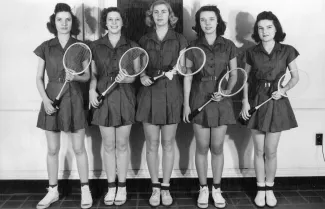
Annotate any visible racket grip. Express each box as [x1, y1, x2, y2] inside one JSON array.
[[87, 107, 93, 126], [149, 76, 155, 83], [97, 94, 104, 102], [189, 109, 200, 121], [52, 99, 60, 109], [237, 108, 257, 125]]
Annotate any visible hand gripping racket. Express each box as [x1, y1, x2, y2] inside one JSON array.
[[96, 47, 149, 102], [52, 42, 92, 109], [149, 47, 206, 81], [238, 69, 310, 125], [189, 67, 248, 121]]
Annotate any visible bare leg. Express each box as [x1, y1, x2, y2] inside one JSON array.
[[264, 132, 281, 183], [193, 124, 210, 185], [71, 129, 89, 183], [99, 126, 116, 183], [252, 129, 266, 183], [143, 123, 160, 183], [115, 125, 132, 182], [45, 131, 61, 185], [210, 125, 227, 184]]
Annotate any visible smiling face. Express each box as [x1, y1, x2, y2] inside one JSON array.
[[199, 11, 218, 36], [152, 4, 169, 27], [55, 11, 72, 35], [106, 11, 123, 34], [257, 19, 277, 42]]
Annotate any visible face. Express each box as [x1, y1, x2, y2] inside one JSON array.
[[55, 11, 72, 35], [152, 4, 169, 27], [257, 19, 277, 42], [106, 11, 123, 34], [200, 11, 218, 35]]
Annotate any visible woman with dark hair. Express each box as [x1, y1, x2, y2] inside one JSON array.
[[135, 0, 187, 206], [240, 11, 299, 207], [88, 7, 137, 206], [34, 3, 92, 209], [183, 5, 238, 209]]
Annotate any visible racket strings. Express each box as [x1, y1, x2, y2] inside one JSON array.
[[64, 45, 91, 73], [119, 48, 148, 77]]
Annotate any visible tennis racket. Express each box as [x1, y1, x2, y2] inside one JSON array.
[[188, 67, 248, 121], [96, 47, 149, 102], [149, 47, 206, 81], [238, 69, 310, 125], [52, 42, 92, 109]]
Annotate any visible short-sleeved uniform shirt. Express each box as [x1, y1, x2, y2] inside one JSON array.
[[245, 42, 299, 132], [136, 29, 188, 125], [90, 35, 138, 127], [189, 36, 238, 127], [34, 37, 87, 132]]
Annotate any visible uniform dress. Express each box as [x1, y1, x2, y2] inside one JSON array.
[[90, 35, 137, 127], [189, 36, 237, 128], [34, 37, 87, 132], [246, 42, 299, 132], [136, 29, 188, 125]]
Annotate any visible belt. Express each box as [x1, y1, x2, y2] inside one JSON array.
[[201, 76, 219, 82], [48, 77, 65, 83], [100, 75, 116, 81]]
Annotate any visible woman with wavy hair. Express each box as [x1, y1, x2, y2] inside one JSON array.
[[136, 0, 187, 206], [34, 3, 92, 209], [240, 11, 299, 207]]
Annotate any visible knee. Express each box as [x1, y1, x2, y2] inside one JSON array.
[[211, 144, 223, 156], [103, 141, 115, 154], [161, 138, 174, 152], [146, 139, 159, 153], [254, 148, 265, 158], [47, 147, 60, 157], [196, 143, 209, 155], [265, 150, 277, 160], [116, 139, 128, 153], [73, 146, 85, 156]]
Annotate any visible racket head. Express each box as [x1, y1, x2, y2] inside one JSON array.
[[63, 42, 92, 75], [218, 67, 248, 97], [176, 47, 206, 76], [119, 47, 149, 77], [278, 69, 310, 98]]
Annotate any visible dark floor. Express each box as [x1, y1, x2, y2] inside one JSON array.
[[0, 177, 325, 209]]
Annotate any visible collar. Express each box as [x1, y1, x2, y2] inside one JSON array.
[[196, 36, 225, 48], [96, 34, 129, 49], [146, 28, 177, 43], [254, 42, 282, 53], [48, 36, 76, 47]]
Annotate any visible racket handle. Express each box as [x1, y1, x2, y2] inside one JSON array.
[[87, 107, 94, 126], [189, 109, 201, 121], [97, 94, 104, 102], [237, 107, 257, 125], [149, 76, 155, 83], [52, 99, 60, 109]]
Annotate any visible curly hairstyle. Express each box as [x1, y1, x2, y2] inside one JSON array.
[[145, 0, 178, 29], [192, 5, 226, 37], [46, 3, 80, 36], [100, 7, 128, 32], [251, 11, 286, 43]]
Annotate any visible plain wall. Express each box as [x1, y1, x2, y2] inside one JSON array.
[[0, 0, 324, 179]]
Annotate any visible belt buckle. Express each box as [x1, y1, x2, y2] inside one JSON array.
[[265, 82, 271, 87], [58, 77, 65, 83]]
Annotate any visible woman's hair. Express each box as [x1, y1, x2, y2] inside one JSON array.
[[145, 0, 178, 28], [192, 5, 226, 37], [251, 11, 286, 43], [100, 7, 128, 31], [46, 3, 80, 36]]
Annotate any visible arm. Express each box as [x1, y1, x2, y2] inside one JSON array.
[[36, 57, 56, 114], [240, 63, 252, 120], [89, 61, 100, 108]]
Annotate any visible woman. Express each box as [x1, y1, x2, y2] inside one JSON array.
[[89, 7, 137, 206], [183, 5, 238, 209], [135, 0, 187, 206], [34, 3, 92, 209], [240, 11, 299, 207]]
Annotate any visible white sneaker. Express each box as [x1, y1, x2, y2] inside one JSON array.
[[149, 187, 161, 206], [36, 186, 59, 209], [114, 186, 127, 206], [197, 186, 209, 209], [104, 187, 116, 205], [81, 185, 93, 209], [266, 190, 277, 207], [212, 187, 226, 208], [254, 190, 266, 207], [161, 189, 173, 206]]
